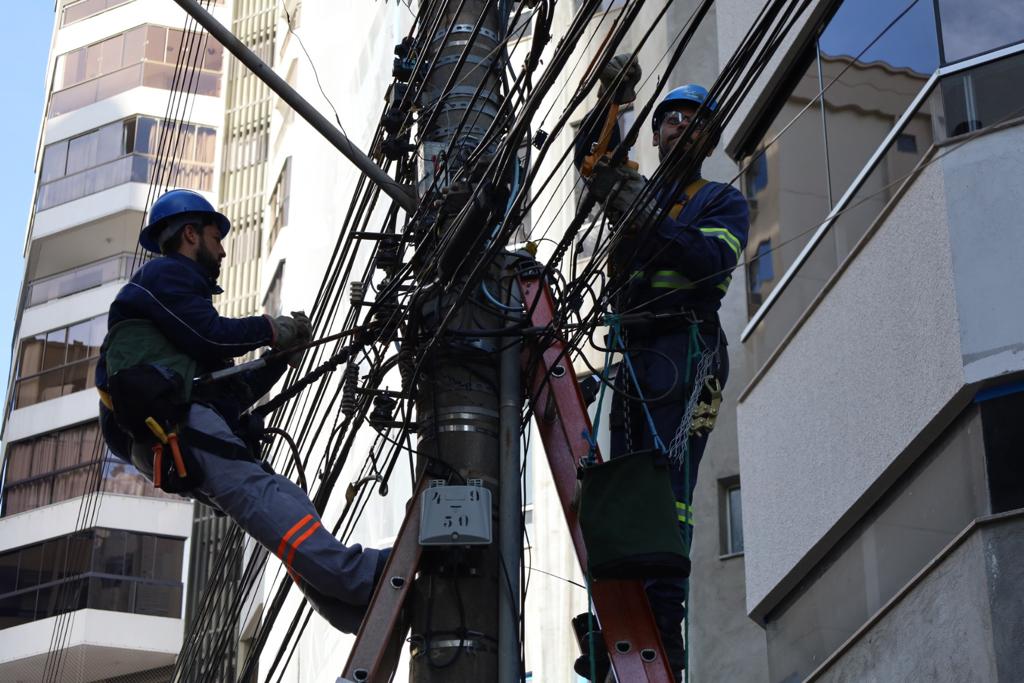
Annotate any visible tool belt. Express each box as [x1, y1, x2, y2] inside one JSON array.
[[620, 309, 721, 338], [100, 318, 202, 493]]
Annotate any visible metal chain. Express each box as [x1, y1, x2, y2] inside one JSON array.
[[668, 342, 716, 467]]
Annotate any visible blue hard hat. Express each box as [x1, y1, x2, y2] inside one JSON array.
[[140, 189, 231, 254], [652, 84, 718, 130]]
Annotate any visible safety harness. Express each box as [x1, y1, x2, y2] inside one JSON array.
[[99, 319, 199, 492]]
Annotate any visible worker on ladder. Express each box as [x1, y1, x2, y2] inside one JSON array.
[[96, 189, 389, 634], [575, 55, 750, 681]]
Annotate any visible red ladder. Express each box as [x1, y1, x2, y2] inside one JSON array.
[[341, 274, 673, 682]]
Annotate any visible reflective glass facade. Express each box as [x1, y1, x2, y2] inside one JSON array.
[[0, 528, 184, 629], [739, 0, 1024, 373]]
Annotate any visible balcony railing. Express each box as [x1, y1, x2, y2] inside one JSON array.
[[25, 253, 134, 308], [37, 153, 213, 211]]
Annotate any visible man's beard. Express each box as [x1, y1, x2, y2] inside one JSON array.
[[197, 242, 221, 280]]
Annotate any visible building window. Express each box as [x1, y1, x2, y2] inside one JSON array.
[[1, 422, 172, 517], [268, 157, 291, 251], [0, 528, 185, 630], [262, 260, 285, 317], [12, 315, 105, 410], [747, 239, 774, 308], [725, 484, 743, 555], [61, 0, 224, 27], [61, 0, 133, 26], [37, 116, 216, 211], [49, 25, 224, 118], [25, 253, 135, 308]]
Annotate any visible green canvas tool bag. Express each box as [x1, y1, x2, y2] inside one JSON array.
[[578, 450, 690, 579]]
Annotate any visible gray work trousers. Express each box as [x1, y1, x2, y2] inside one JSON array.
[[138, 403, 388, 633]]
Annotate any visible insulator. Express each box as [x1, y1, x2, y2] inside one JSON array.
[[393, 57, 416, 82], [341, 363, 360, 417], [369, 395, 398, 430], [350, 281, 365, 307]]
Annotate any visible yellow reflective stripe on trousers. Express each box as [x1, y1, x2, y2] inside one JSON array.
[[650, 270, 695, 290], [699, 227, 742, 259], [716, 275, 732, 294]]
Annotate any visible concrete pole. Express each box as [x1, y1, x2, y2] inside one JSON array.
[[498, 272, 523, 683], [409, 2, 513, 682]]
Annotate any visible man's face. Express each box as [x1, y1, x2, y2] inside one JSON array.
[[654, 103, 701, 161], [195, 223, 226, 280]]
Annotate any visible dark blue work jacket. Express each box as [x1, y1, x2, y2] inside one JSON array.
[[621, 178, 750, 316], [97, 253, 281, 461]]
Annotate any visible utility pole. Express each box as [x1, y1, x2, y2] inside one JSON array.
[[408, 2, 515, 682]]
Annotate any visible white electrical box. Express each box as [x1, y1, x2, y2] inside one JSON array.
[[419, 480, 492, 546]]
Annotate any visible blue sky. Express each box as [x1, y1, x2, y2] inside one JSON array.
[[0, 6, 54, 404]]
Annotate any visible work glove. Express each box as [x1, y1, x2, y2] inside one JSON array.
[[269, 311, 313, 368], [604, 166, 660, 233], [598, 53, 641, 104]]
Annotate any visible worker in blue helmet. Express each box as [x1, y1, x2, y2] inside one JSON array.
[[96, 189, 389, 634], [574, 55, 750, 682]]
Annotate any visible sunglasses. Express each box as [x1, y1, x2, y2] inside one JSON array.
[[661, 111, 697, 127]]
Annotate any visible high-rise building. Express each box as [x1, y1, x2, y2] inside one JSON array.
[[0, 1, 233, 680]]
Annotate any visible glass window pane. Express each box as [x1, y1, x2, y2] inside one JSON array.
[[938, 0, 1024, 64], [41, 141, 69, 182], [92, 528, 127, 575], [63, 531, 93, 578], [742, 49, 830, 319], [0, 549, 20, 595], [43, 327, 68, 370], [152, 537, 184, 582], [196, 127, 216, 164], [4, 442, 33, 483], [88, 576, 132, 612], [17, 334, 46, 377], [52, 464, 97, 504], [30, 433, 57, 477], [134, 582, 182, 618], [66, 131, 100, 175], [123, 533, 145, 577], [17, 544, 45, 590], [99, 33, 124, 75], [145, 26, 167, 62], [62, 48, 88, 88], [819, 0, 938, 204], [0, 590, 38, 628], [85, 42, 104, 80], [135, 117, 155, 154], [123, 118, 136, 154], [728, 487, 744, 553], [122, 26, 147, 66], [203, 37, 224, 72], [165, 28, 185, 64], [96, 121, 125, 163]]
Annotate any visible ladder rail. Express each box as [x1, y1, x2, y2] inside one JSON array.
[[518, 274, 675, 683]]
